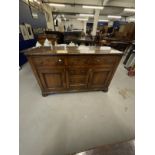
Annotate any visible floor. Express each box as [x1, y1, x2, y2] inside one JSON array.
[[19, 58, 135, 155]]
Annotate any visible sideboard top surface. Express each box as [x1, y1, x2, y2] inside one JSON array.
[[25, 46, 123, 56]]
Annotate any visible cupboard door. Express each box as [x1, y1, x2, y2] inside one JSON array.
[[67, 68, 89, 89], [38, 68, 66, 91], [88, 68, 112, 89]]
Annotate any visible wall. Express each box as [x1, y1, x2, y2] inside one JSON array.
[[42, 3, 54, 30], [19, 0, 46, 28], [20, 0, 46, 66]]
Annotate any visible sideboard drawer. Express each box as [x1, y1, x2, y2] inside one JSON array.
[[89, 56, 116, 66], [67, 56, 90, 66], [32, 56, 65, 67]]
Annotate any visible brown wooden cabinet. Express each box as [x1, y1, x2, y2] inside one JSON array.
[[25, 47, 123, 96]]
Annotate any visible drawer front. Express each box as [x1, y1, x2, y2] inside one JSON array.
[[32, 56, 65, 67], [67, 56, 90, 66], [89, 56, 117, 67]]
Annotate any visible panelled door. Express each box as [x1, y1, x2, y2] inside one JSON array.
[[37, 68, 66, 91], [88, 68, 112, 89]]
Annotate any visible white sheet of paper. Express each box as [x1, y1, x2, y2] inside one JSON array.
[[100, 46, 111, 50], [36, 41, 41, 47], [44, 38, 50, 46], [79, 50, 95, 53], [56, 50, 68, 53]]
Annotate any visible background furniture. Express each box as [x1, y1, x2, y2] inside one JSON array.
[[45, 31, 64, 44], [99, 38, 132, 51], [114, 23, 135, 41], [64, 36, 95, 46], [37, 34, 57, 45], [25, 46, 123, 96], [123, 42, 135, 67], [37, 34, 46, 45]]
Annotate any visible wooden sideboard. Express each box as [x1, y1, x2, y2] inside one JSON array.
[[25, 46, 123, 96]]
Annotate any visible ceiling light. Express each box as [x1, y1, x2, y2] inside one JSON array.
[[108, 15, 121, 19], [77, 18, 88, 21], [83, 5, 104, 10], [98, 19, 109, 22], [79, 14, 94, 17], [124, 8, 135, 12], [49, 3, 65, 7]]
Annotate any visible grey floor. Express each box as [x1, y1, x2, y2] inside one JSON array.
[[19, 58, 135, 155]]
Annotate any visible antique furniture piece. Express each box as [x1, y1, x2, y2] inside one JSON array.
[[37, 34, 46, 45], [25, 46, 123, 96], [45, 31, 64, 44], [64, 36, 95, 46], [37, 34, 57, 46], [99, 37, 132, 51], [70, 140, 134, 155]]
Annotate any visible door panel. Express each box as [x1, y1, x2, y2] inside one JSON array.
[[67, 68, 89, 89], [38, 68, 66, 91], [88, 68, 112, 88]]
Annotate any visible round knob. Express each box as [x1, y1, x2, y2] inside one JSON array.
[[58, 59, 62, 62]]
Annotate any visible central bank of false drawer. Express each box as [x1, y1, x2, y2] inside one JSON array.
[[67, 56, 90, 66], [32, 56, 65, 67]]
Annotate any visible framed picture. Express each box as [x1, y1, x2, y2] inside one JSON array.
[[25, 24, 34, 39], [19, 25, 29, 40]]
